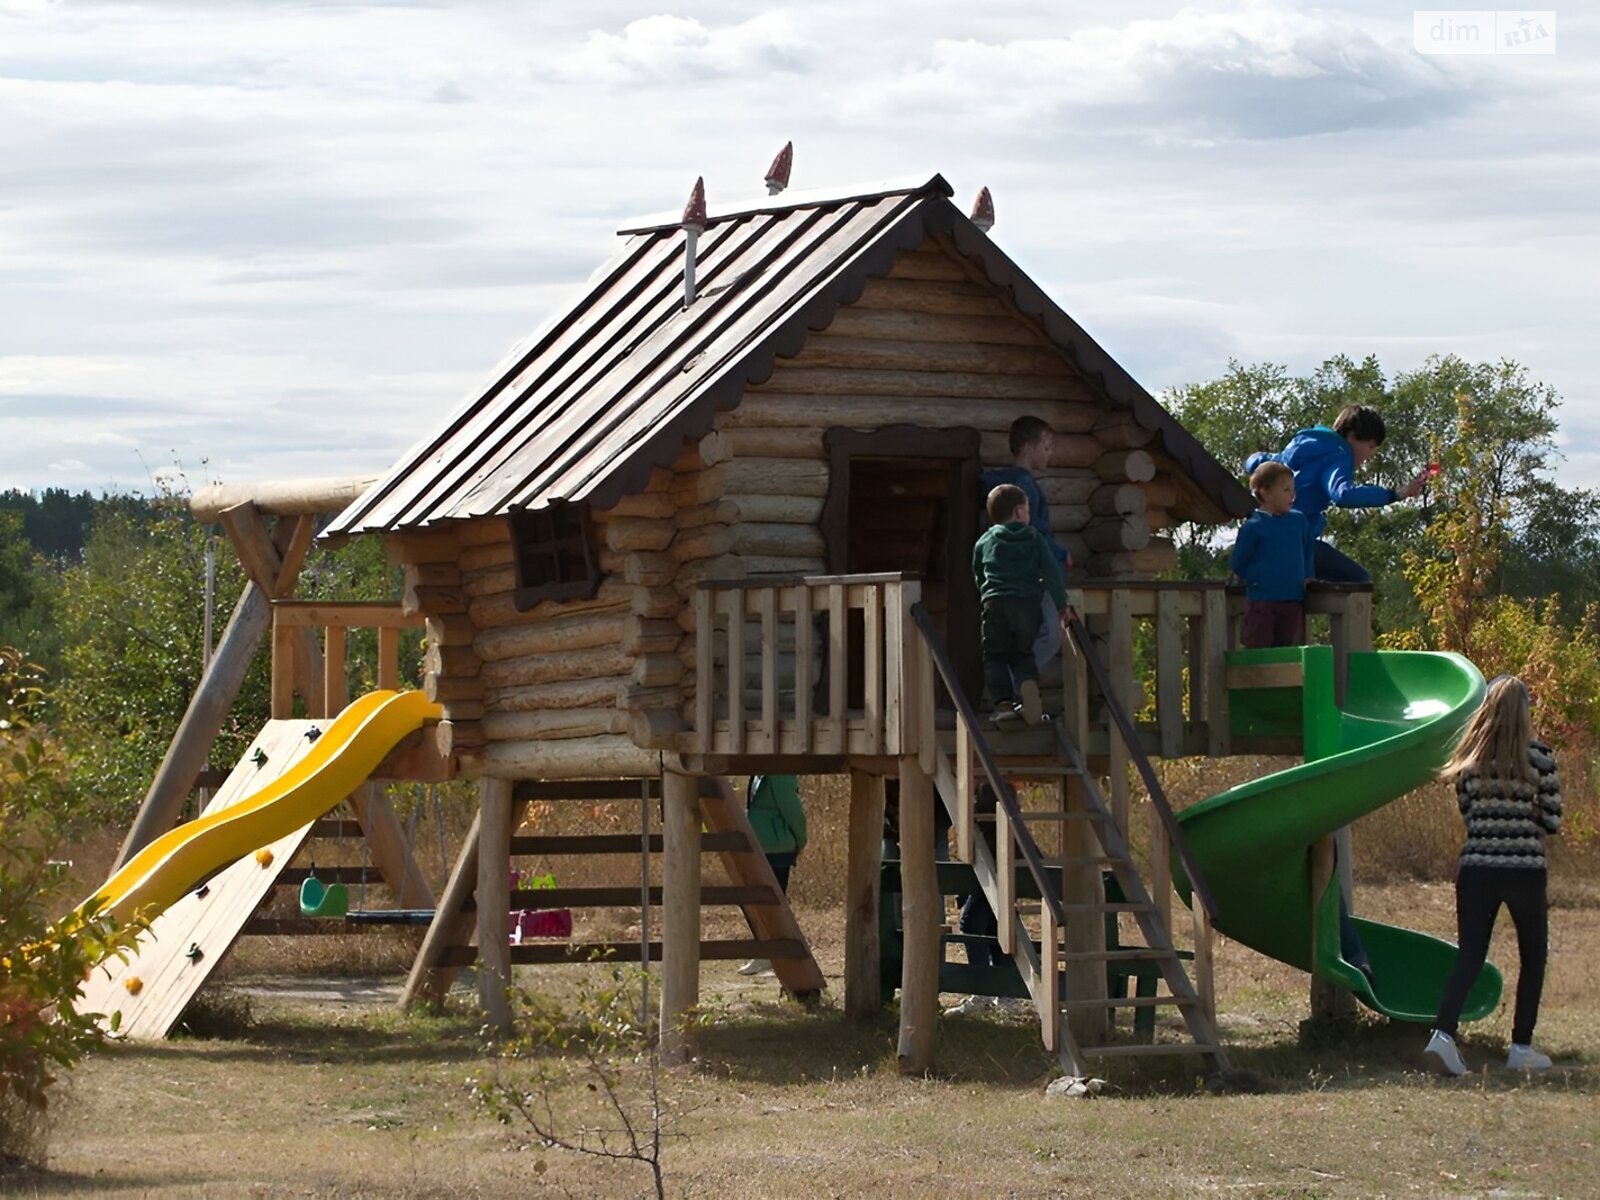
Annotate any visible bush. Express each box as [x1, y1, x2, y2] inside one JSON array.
[[0, 647, 141, 1168]]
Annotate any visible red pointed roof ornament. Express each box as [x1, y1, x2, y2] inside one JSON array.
[[969, 186, 995, 232], [764, 141, 793, 195], [681, 176, 707, 233]]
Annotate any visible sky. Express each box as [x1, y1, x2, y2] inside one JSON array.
[[2, 1, 1596, 497]]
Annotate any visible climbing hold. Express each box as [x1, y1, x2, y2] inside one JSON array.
[[124, 977, 143, 995], [185, 944, 204, 963], [305, 726, 322, 743], [195, 884, 210, 899], [255, 848, 274, 867], [251, 747, 268, 767]]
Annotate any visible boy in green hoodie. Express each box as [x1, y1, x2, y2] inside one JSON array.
[[738, 774, 807, 976], [973, 483, 1068, 725]]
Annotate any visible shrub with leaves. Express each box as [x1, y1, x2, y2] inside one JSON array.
[[476, 966, 694, 1200], [1, 647, 141, 1167]]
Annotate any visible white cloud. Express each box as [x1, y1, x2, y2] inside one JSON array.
[[842, 8, 1478, 140], [0, 0, 1595, 497], [549, 13, 813, 85]]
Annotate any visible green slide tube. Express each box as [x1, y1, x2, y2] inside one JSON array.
[[1174, 645, 1502, 1023]]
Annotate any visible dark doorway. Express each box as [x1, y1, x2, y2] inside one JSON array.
[[820, 425, 982, 708]]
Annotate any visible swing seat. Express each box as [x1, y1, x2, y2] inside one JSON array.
[[299, 876, 349, 919]]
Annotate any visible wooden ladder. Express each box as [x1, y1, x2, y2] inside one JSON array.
[[401, 777, 825, 1009], [911, 604, 1228, 1076]]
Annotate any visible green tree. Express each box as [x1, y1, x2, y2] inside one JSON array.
[[1165, 354, 1594, 636], [1, 648, 143, 1165]]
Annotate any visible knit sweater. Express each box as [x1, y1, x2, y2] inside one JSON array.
[[1456, 740, 1562, 870]]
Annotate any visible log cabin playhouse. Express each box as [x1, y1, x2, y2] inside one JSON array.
[[309, 172, 1376, 1076]]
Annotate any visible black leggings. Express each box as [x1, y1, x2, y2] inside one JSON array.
[[1435, 866, 1548, 1044]]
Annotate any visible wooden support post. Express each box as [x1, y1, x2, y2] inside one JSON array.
[[793, 585, 813, 754], [1149, 803, 1172, 936], [117, 583, 271, 866], [1202, 589, 1231, 757], [477, 777, 514, 1033], [955, 724, 975, 865], [324, 625, 349, 716], [896, 755, 939, 1075], [378, 624, 401, 692], [402, 809, 481, 1011], [1192, 901, 1217, 1028], [1107, 591, 1134, 833], [271, 620, 297, 718], [349, 784, 438, 909], [1155, 591, 1184, 760], [660, 769, 702, 1065], [1061, 775, 1110, 1045], [1308, 834, 1353, 1019], [845, 768, 886, 1019]]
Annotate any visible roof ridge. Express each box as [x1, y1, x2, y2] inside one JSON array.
[[615, 172, 951, 236]]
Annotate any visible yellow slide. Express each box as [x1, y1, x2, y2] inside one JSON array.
[[81, 690, 441, 929]]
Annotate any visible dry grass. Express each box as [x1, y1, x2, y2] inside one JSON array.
[[4, 884, 1597, 1199]]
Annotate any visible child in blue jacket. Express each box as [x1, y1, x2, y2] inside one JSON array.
[[1230, 461, 1316, 648], [1244, 405, 1429, 584]]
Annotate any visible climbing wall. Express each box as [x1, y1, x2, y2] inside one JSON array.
[[78, 720, 323, 1039]]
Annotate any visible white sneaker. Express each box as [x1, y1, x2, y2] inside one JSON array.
[[989, 703, 1021, 727], [1019, 680, 1043, 726], [736, 958, 772, 977], [1506, 1043, 1552, 1071], [1424, 1029, 1468, 1076]]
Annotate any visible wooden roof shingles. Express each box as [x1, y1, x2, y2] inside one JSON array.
[[326, 174, 1249, 537]]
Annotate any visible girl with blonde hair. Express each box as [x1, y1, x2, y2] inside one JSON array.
[[1425, 676, 1562, 1075]]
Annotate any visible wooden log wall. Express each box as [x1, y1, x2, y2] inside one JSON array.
[[717, 239, 1185, 581]]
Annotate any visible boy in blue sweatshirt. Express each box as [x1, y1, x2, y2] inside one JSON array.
[[1230, 461, 1316, 648], [1244, 405, 1428, 584], [973, 483, 1068, 725]]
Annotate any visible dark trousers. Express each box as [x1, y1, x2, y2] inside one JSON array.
[[960, 785, 1000, 967], [1242, 600, 1306, 648], [1313, 540, 1371, 584], [981, 596, 1043, 704], [766, 851, 797, 895], [1435, 866, 1548, 1043]]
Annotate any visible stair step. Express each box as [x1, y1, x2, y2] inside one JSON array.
[[980, 810, 1101, 823], [437, 937, 806, 969], [1036, 855, 1118, 867], [1060, 948, 1177, 962], [1080, 1042, 1219, 1058], [1056, 902, 1151, 914], [1061, 995, 1193, 1010], [507, 832, 750, 856]]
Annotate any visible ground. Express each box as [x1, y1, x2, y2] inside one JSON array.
[[7, 882, 1599, 1199]]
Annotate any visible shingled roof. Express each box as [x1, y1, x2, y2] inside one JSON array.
[[325, 173, 1250, 537]]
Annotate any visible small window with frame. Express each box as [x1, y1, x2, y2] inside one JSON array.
[[510, 502, 601, 610]]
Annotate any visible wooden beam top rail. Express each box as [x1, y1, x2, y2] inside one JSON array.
[[696, 571, 918, 591], [273, 601, 425, 629]]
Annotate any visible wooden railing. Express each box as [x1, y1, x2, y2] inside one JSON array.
[[1072, 581, 1375, 763], [270, 601, 424, 719], [689, 574, 924, 757]]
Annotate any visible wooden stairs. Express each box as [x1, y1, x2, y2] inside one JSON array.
[[910, 603, 1229, 1076], [403, 777, 824, 1009]]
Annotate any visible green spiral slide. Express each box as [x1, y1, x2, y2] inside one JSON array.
[[1175, 645, 1502, 1023]]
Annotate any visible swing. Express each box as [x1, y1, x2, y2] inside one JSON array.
[[299, 802, 351, 918], [298, 866, 349, 919], [342, 787, 437, 926]]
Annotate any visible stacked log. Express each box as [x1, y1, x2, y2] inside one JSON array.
[[388, 523, 484, 772], [450, 509, 636, 770]]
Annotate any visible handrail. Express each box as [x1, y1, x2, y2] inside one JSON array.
[[908, 603, 1067, 929], [1062, 613, 1219, 922]]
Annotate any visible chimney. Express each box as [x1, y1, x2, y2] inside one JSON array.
[[969, 186, 995, 233], [681, 176, 707, 309], [764, 141, 793, 195]]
